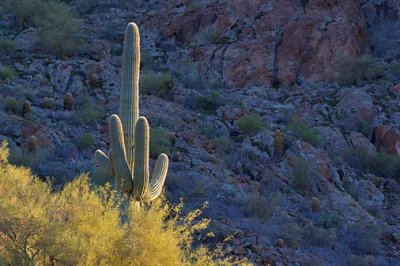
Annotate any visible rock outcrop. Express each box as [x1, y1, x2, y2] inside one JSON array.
[[148, 0, 368, 88]]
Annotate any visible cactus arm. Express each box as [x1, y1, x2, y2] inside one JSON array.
[[95, 150, 114, 176], [132, 116, 149, 200], [149, 153, 169, 201], [120, 22, 140, 171], [109, 114, 133, 193]]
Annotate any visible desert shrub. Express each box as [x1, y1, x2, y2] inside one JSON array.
[[240, 192, 281, 222], [7, 144, 47, 170], [141, 52, 164, 71], [195, 92, 220, 114], [303, 224, 337, 247], [175, 62, 212, 90], [335, 54, 385, 86], [344, 147, 400, 181], [0, 37, 15, 53], [1, 0, 84, 56], [141, 71, 175, 99], [62, 0, 98, 15], [150, 127, 171, 159], [348, 255, 379, 266], [79, 133, 94, 150], [290, 156, 314, 195], [200, 26, 228, 45], [0, 142, 248, 266], [35, 1, 84, 56], [0, 64, 16, 79], [82, 105, 106, 123], [237, 113, 264, 135], [0, 0, 47, 29], [340, 223, 382, 255], [240, 194, 272, 222], [286, 115, 320, 146], [278, 222, 303, 248], [4, 97, 24, 113]]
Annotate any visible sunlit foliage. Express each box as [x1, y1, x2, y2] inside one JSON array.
[[0, 142, 248, 265]]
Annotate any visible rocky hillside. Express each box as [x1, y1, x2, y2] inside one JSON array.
[[1, 0, 400, 265]]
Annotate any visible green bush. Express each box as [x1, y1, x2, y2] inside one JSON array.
[[195, 92, 220, 114], [79, 133, 94, 150], [335, 54, 385, 86], [0, 37, 15, 53], [0, 64, 16, 79], [279, 222, 303, 248], [35, 1, 84, 56], [141, 71, 175, 99], [82, 106, 106, 123], [237, 113, 264, 135], [1, 0, 84, 56], [62, 0, 98, 15], [286, 115, 319, 146], [303, 224, 337, 247], [345, 147, 400, 181], [0, 142, 247, 265], [290, 156, 314, 195], [0, 0, 47, 29], [4, 97, 24, 113], [150, 127, 171, 159], [8, 145, 46, 169]]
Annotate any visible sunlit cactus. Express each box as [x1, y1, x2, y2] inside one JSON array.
[[95, 23, 169, 204]]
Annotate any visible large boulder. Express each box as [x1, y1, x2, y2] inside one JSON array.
[[374, 125, 400, 155]]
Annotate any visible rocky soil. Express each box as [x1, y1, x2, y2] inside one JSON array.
[[1, 0, 400, 265]]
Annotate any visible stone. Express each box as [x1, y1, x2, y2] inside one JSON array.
[[349, 131, 377, 155], [233, 245, 247, 255], [90, 39, 111, 61], [15, 28, 38, 52], [374, 125, 400, 155]]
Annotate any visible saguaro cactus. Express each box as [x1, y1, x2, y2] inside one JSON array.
[[95, 23, 169, 203]]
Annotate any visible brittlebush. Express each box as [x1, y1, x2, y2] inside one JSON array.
[[0, 142, 249, 266]]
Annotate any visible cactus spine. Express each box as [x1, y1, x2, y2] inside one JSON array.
[[95, 23, 169, 203]]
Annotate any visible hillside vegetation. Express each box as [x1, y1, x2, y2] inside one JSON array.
[[0, 142, 246, 265]]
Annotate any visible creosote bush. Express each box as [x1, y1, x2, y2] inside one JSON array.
[[0, 0, 84, 56], [344, 147, 400, 181], [140, 71, 175, 99], [290, 156, 314, 195], [335, 54, 385, 86], [195, 92, 220, 114], [150, 127, 172, 159], [286, 115, 319, 146], [0, 142, 248, 266], [0, 64, 17, 79], [0, 37, 15, 53], [237, 113, 264, 135]]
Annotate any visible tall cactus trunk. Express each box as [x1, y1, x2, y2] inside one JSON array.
[[120, 23, 140, 173]]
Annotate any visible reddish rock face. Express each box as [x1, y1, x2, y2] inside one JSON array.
[[148, 0, 368, 88], [374, 125, 400, 155]]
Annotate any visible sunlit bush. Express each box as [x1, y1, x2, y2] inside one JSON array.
[[0, 142, 248, 265]]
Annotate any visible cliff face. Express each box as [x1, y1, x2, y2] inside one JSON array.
[[146, 0, 368, 88]]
